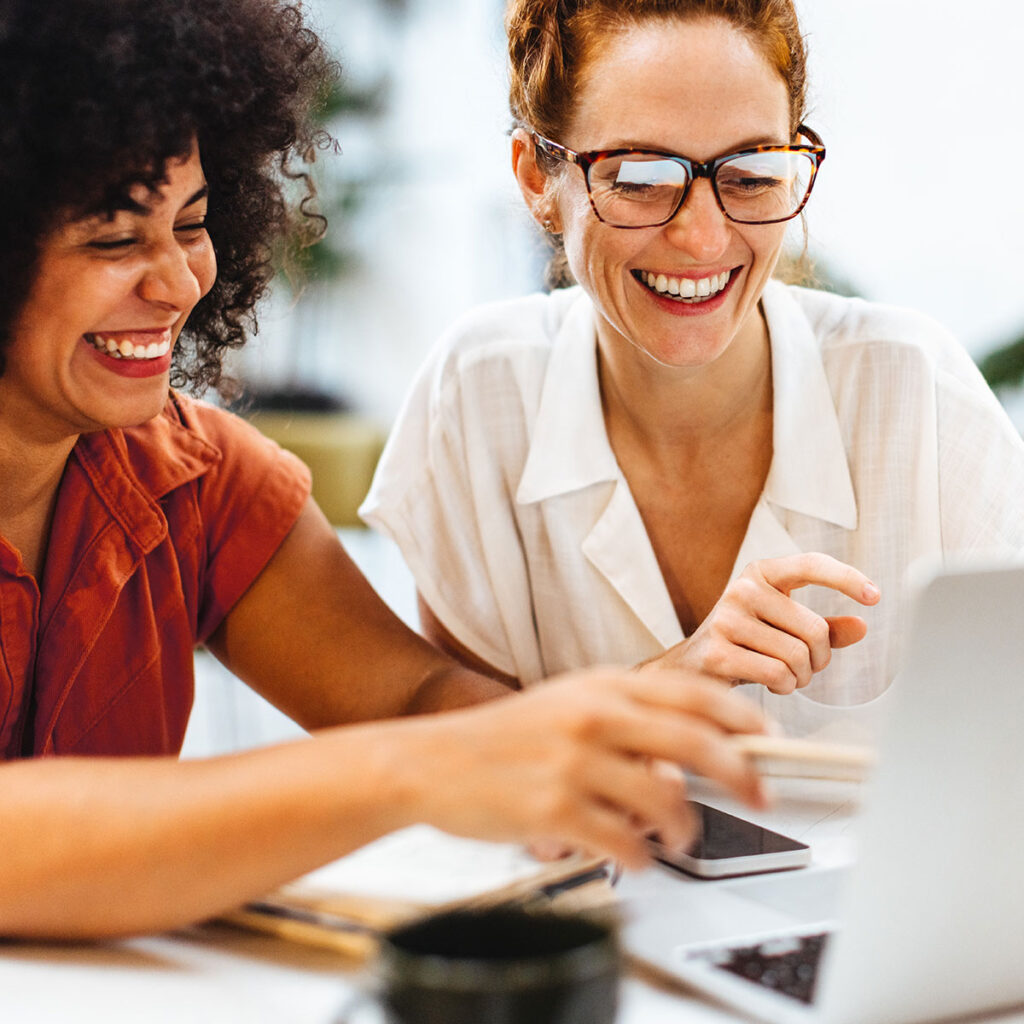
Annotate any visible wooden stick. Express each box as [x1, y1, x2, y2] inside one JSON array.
[[730, 733, 877, 781]]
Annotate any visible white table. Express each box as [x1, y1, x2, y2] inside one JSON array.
[[0, 777, 852, 1024], [0, 927, 727, 1024], [4, 776, 1024, 1024]]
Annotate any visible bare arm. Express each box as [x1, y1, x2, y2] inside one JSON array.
[[0, 498, 527, 939], [0, 668, 769, 939], [0, 499, 783, 940], [0, 727, 409, 939], [207, 499, 513, 726]]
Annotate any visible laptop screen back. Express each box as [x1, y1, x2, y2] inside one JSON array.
[[819, 563, 1024, 1024]]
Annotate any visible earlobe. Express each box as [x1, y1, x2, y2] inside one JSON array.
[[511, 127, 561, 234]]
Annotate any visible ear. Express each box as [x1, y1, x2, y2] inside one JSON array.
[[511, 127, 562, 234]]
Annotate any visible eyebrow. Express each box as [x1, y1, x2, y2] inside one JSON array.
[[108, 184, 209, 217], [603, 136, 789, 157]]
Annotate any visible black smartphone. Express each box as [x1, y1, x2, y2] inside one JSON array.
[[649, 802, 811, 879]]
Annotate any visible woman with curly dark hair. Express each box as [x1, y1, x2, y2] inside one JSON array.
[[0, 0, 771, 938]]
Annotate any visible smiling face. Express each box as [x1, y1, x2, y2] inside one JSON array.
[[532, 16, 793, 376], [1, 146, 216, 441]]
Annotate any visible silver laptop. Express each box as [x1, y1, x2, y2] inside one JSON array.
[[623, 562, 1024, 1024]]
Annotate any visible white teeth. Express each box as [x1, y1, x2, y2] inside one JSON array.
[[85, 334, 171, 360], [640, 269, 731, 302]]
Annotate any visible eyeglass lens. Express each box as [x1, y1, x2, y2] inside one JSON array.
[[587, 150, 816, 226]]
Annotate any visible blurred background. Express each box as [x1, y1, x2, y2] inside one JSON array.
[[189, 0, 1024, 755], [233, 0, 1024, 443]]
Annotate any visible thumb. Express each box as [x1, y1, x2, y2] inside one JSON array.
[[827, 615, 868, 649]]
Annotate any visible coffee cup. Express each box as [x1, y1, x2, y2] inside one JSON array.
[[336, 905, 620, 1024]]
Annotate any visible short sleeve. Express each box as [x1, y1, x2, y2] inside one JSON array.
[[173, 398, 312, 641], [360, 363, 530, 679], [935, 360, 1024, 556]]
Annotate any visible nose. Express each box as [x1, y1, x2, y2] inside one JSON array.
[[136, 241, 204, 311], [662, 178, 732, 261]]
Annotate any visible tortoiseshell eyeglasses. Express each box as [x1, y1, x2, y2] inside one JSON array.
[[532, 125, 826, 228]]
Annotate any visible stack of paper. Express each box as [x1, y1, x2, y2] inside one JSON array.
[[218, 825, 613, 957]]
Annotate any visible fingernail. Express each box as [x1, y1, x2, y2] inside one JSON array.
[[862, 582, 880, 602]]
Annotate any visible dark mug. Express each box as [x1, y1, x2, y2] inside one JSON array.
[[336, 906, 620, 1024]]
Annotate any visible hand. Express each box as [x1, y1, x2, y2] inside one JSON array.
[[400, 668, 770, 870], [527, 838, 576, 861], [646, 553, 880, 694], [527, 761, 687, 863]]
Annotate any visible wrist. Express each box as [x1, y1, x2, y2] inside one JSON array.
[[337, 718, 440, 836]]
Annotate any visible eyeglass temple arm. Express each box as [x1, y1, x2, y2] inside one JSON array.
[[797, 123, 825, 154], [533, 133, 581, 166]]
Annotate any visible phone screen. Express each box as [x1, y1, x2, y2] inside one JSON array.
[[687, 802, 808, 860], [650, 802, 810, 879]]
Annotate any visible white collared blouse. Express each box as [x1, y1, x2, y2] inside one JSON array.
[[361, 282, 1024, 741]]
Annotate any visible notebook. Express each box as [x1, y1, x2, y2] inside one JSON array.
[[219, 824, 613, 957], [622, 561, 1024, 1024]]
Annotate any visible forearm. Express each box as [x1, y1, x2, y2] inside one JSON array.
[[402, 662, 516, 714], [0, 727, 416, 940], [0, 667, 772, 939]]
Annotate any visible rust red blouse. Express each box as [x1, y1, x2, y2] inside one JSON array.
[[0, 394, 311, 758]]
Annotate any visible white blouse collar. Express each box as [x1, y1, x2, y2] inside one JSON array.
[[516, 288, 618, 505], [516, 281, 858, 531], [761, 281, 858, 530]]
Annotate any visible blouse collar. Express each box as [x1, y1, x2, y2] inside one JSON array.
[[516, 282, 858, 531]]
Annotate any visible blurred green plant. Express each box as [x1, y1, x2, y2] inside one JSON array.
[[978, 331, 1024, 393], [243, 10, 407, 410], [274, 72, 391, 295]]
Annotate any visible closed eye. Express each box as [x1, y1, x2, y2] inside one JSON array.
[[721, 175, 784, 191], [85, 221, 207, 251], [87, 237, 136, 251], [610, 181, 659, 197]]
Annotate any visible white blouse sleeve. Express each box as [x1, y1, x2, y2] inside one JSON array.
[[935, 353, 1024, 556], [360, 355, 535, 679]]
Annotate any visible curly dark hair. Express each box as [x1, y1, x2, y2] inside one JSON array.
[[0, 0, 337, 394]]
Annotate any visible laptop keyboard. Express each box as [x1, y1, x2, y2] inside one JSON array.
[[691, 931, 831, 1004]]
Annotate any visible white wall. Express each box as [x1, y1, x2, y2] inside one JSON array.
[[795, 0, 1024, 357], [241, 0, 1024, 423]]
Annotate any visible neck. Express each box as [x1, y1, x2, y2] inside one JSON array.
[[598, 303, 773, 464], [0, 373, 83, 507], [0, 438, 75, 510], [0, 426, 78, 579]]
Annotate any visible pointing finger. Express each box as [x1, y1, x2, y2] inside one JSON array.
[[754, 553, 880, 606]]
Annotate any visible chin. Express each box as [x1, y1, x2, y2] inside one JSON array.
[[645, 334, 733, 369], [123, 399, 170, 428], [87, 391, 170, 433]]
